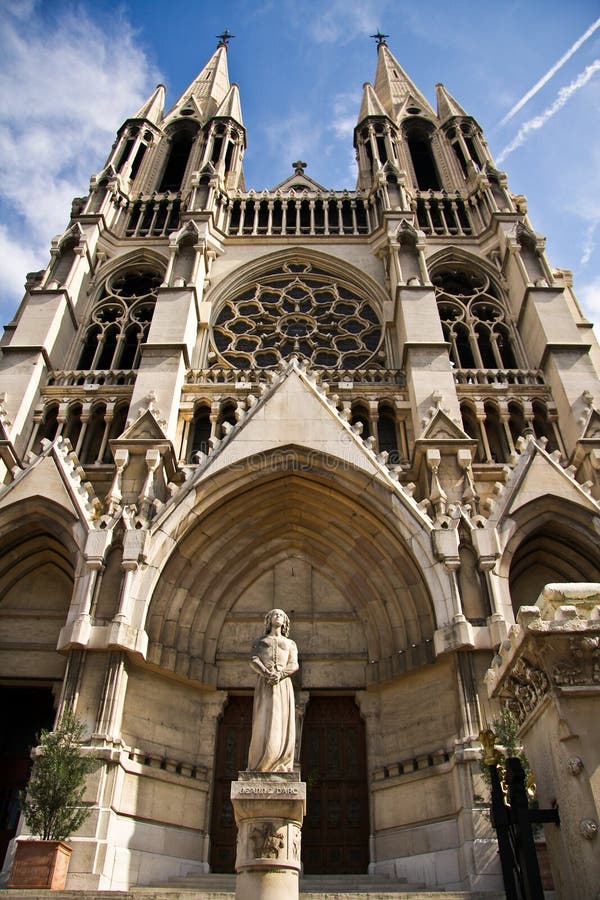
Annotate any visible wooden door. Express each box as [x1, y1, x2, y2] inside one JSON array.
[[301, 695, 369, 873], [209, 695, 252, 873], [209, 693, 369, 874]]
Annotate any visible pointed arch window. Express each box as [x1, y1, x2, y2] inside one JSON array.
[[434, 267, 520, 371], [403, 121, 441, 191], [483, 401, 509, 463], [187, 404, 212, 461], [76, 270, 160, 371], [32, 403, 59, 454], [63, 402, 83, 451], [377, 403, 399, 463], [459, 403, 483, 462], [532, 400, 558, 453], [217, 400, 238, 438], [159, 129, 195, 192], [350, 402, 370, 438]]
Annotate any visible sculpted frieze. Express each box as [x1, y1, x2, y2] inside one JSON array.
[[503, 656, 549, 726]]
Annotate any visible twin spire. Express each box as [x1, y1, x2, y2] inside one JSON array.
[[127, 34, 474, 188]]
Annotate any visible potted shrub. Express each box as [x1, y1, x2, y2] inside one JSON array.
[[8, 710, 96, 890]]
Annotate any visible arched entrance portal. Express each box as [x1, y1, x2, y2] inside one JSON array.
[[148, 466, 436, 875], [209, 694, 368, 874]]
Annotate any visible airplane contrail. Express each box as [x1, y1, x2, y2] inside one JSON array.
[[498, 16, 600, 127], [496, 59, 600, 164]]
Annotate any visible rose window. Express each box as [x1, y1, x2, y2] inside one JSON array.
[[211, 264, 383, 369]]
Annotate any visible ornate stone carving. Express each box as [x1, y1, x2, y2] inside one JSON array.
[[567, 756, 584, 776], [249, 822, 285, 859], [579, 818, 598, 840], [503, 656, 549, 726], [552, 636, 600, 686]]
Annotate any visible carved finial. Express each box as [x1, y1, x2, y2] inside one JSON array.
[[216, 28, 235, 48], [292, 160, 307, 175], [370, 30, 389, 48]]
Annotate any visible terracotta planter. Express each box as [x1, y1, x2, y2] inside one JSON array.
[[8, 839, 72, 889]]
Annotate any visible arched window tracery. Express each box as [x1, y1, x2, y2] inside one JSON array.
[[434, 266, 520, 371], [77, 270, 160, 371], [212, 262, 383, 370]]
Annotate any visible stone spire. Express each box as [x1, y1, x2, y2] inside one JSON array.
[[373, 43, 436, 121], [214, 83, 244, 128], [132, 83, 166, 125], [356, 81, 389, 126], [435, 83, 469, 123], [164, 43, 231, 124]]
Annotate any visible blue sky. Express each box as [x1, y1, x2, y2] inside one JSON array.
[[1, 0, 599, 331]]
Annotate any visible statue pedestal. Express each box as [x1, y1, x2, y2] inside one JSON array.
[[231, 771, 306, 900]]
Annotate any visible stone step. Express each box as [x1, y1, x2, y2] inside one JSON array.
[[0, 893, 507, 900], [0, 884, 508, 900]]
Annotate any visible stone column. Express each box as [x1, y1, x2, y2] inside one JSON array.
[[485, 584, 600, 899], [230, 772, 306, 900]]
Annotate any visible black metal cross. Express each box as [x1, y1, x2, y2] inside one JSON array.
[[370, 31, 389, 47], [216, 29, 235, 48], [292, 160, 307, 175]]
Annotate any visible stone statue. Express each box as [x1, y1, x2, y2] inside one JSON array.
[[247, 609, 299, 772]]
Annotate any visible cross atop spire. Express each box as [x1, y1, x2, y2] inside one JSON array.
[[370, 31, 389, 48], [216, 28, 235, 48], [292, 160, 307, 175]]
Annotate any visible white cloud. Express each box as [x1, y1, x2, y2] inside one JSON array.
[[498, 17, 600, 127], [581, 221, 599, 267], [0, 225, 46, 313], [0, 2, 160, 320], [496, 60, 600, 164], [577, 275, 600, 329], [331, 91, 360, 138], [303, 0, 391, 44], [263, 112, 323, 173]]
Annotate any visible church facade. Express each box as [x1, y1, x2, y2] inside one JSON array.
[[1, 35, 600, 892]]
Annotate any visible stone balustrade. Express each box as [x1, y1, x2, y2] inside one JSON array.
[[453, 368, 546, 386], [125, 193, 182, 238], [185, 367, 406, 386], [47, 369, 137, 386]]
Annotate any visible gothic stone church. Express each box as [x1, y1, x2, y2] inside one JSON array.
[[1, 35, 599, 893]]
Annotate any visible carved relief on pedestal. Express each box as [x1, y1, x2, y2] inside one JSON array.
[[236, 816, 302, 870], [551, 636, 600, 685], [249, 821, 285, 859]]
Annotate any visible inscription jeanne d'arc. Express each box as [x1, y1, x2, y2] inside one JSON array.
[[231, 782, 306, 801]]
